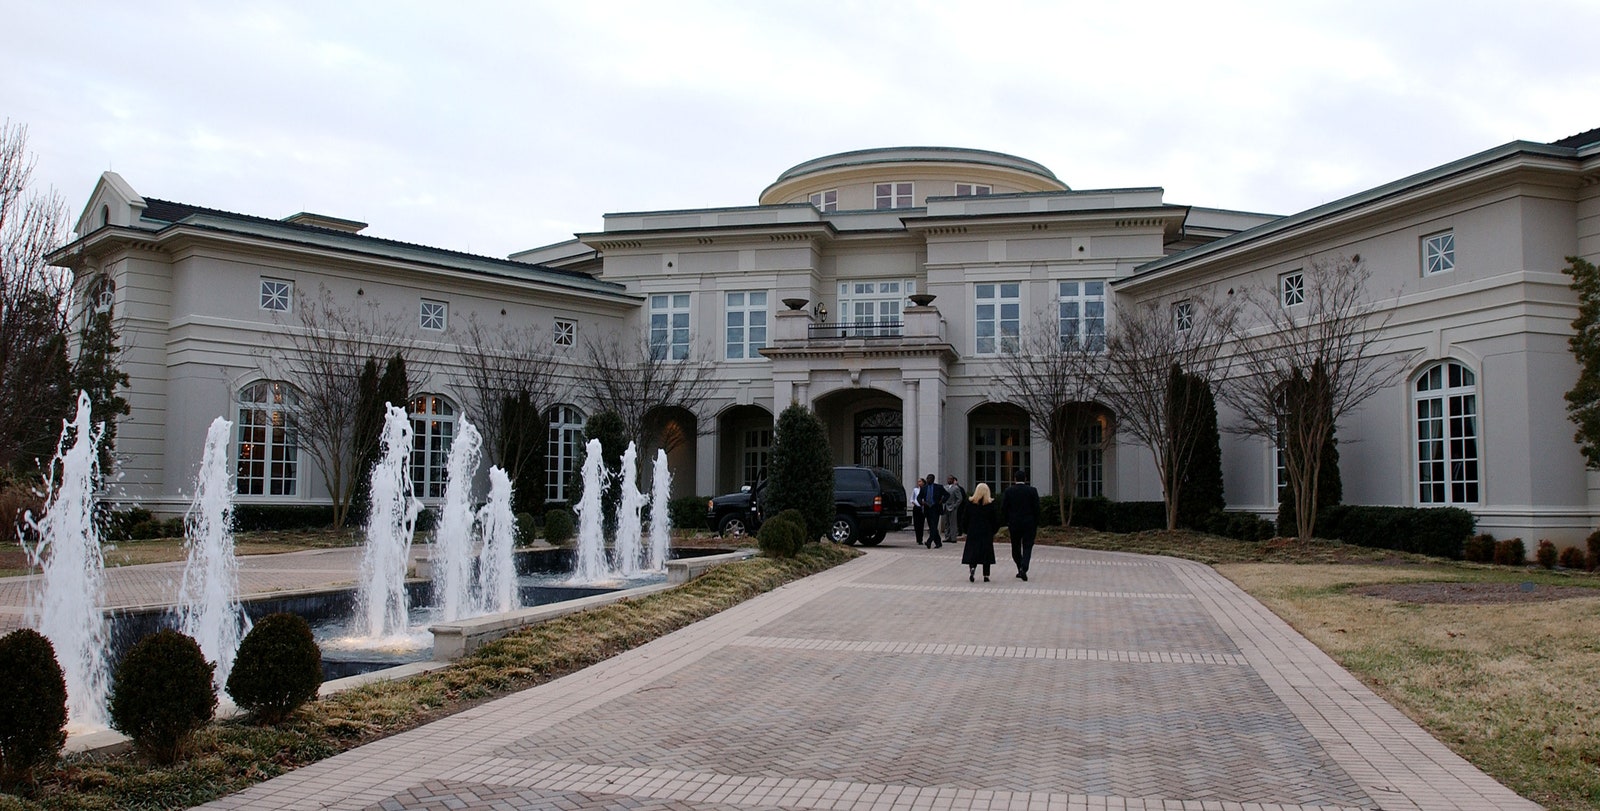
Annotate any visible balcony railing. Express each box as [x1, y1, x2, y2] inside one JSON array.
[[808, 319, 905, 340]]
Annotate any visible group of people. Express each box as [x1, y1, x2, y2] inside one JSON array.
[[912, 470, 1040, 582]]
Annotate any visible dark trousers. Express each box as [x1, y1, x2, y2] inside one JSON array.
[[1010, 524, 1036, 573], [913, 508, 925, 544], [927, 511, 943, 546]]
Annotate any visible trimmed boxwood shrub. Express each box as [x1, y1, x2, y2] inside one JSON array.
[[757, 512, 804, 558], [1107, 501, 1168, 533], [1559, 544, 1586, 569], [1493, 538, 1526, 566], [414, 507, 439, 534], [1203, 511, 1278, 542], [1535, 540, 1558, 569], [543, 508, 575, 546], [1588, 529, 1600, 572], [515, 512, 538, 545], [1315, 505, 1474, 559], [227, 613, 322, 724], [108, 630, 216, 765], [231, 504, 336, 532], [667, 496, 708, 533], [1463, 533, 1496, 563], [0, 629, 67, 790]]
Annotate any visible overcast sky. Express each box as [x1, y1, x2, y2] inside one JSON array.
[[5, 1, 1597, 259]]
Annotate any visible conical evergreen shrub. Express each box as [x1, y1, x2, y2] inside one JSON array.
[[0, 629, 67, 790]]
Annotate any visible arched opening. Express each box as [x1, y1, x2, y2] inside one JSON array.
[[967, 402, 1029, 496], [813, 388, 903, 469], [236, 380, 300, 497], [409, 394, 457, 499], [544, 403, 586, 504], [716, 404, 774, 493], [643, 405, 697, 498]]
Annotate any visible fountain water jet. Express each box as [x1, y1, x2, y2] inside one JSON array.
[[22, 392, 110, 728], [569, 438, 611, 584], [474, 466, 518, 615], [354, 405, 422, 639], [430, 417, 482, 623], [647, 448, 672, 571], [177, 416, 251, 690], [612, 443, 644, 578]]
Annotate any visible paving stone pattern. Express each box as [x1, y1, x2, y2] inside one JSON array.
[[171, 540, 1540, 810]]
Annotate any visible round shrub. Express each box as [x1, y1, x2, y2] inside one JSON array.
[[543, 508, 575, 546], [108, 629, 216, 764], [0, 629, 67, 790], [1559, 544, 1586, 570], [1463, 533, 1496, 564], [771, 509, 809, 541], [1535, 539, 1558, 569], [515, 512, 538, 545], [1492, 538, 1526, 566], [757, 514, 803, 558], [226, 613, 322, 725], [1588, 528, 1600, 572]]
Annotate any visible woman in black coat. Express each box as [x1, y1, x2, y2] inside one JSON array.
[[961, 482, 999, 582]]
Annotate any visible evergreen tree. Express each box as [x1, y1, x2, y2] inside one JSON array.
[[763, 404, 832, 542], [574, 410, 627, 530], [501, 391, 547, 515], [1564, 256, 1600, 468], [349, 354, 408, 524], [1171, 366, 1224, 528], [2, 290, 71, 475], [1275, 362, 1343, 536]]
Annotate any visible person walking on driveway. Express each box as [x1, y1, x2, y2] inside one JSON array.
[[911, 476, 927, 546], [1003, 469, 1040, 580], [944, 475, 966, 540], [961, 483, 998, 581], [919, 472, 947, 548]]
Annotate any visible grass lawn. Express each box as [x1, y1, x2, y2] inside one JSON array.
[[1, 528, 364, 578], [1043, 527, 1600, 811]]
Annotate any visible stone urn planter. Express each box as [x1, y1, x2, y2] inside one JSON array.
[[908, 293, 936, 307]]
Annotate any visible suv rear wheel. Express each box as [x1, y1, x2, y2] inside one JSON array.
[[718, 513, 753, 538], [829, 514, 857, 545], [858, 529, 886, 546]]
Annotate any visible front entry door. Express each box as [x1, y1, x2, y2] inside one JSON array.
[[855, 408, 903, 471]]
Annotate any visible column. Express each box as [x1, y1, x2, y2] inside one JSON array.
[[902, 379, 919, 486], [695, 425, 719, 498]]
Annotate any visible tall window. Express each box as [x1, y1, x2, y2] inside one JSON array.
[[1414, 361, 1479, 504], [1075, 418, 1104, 498], [975, 283, 1021, 354], [1423, 231, 1455, 276], [409, 395, 456, 499], [546, 404, 586, 502], [725, 291, 768, 360], [874, 182, 913, 210], [1280, 271, 1305, 307], [1173, 300, 1194, 333], [419, 299, 448, 331], [973, 424, 1029, 494], [742, 428, 771, 487], [236, 381, 298, 496], [1058, 281, 1106, 351], [649, 294, 690, 360], [838, 280, 912, 336], [954, 183, 992, 196], [260, 278, 292, 312], [809, 189, 838, 212]]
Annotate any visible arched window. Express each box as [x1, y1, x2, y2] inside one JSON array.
[[1413, 361, 1479, 505], [546, 404, 586, 503], [409, 395, 456, 499], [236, 381, 299, 496]]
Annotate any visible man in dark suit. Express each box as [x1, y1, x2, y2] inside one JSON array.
[[1002, 469, 1040, 580], [919, 472, 947, 548]]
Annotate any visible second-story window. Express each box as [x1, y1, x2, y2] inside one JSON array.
[[874, 182, 913, 210], [1281, 270, 1305, 307], [419, 299, 448, 331], [1423, 231, 1455, 276], [649, 293, 690, 360], [954, 183, 992, 196], [1173, 300, 1194, 333], [975, 283, 1021, 354], [1058, 281, 1105, 351], [725, 291, 768, 360], [838, 280, 912, 337], [809, 189, 838, 213]]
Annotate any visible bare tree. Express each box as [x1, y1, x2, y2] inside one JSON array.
[[454, 314, 565, 505], [260, 284, 432, 528], [992, 309, 1105, 525], [577, 331, 717, 457], [1098, 287, 1236, 530], [1217, 255, 1405, 540], [0, 120, 72, 474]]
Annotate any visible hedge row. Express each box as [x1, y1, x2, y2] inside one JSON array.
[[1308, 504, 1476, 559]]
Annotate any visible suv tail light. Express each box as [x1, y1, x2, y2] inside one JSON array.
[[873, 495, 882, 513]]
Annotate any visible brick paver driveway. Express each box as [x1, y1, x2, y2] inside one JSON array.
[[198, 540, 1537, 811]]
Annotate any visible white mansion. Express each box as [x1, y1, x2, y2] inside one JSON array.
[[48, 130, 1600, 545]]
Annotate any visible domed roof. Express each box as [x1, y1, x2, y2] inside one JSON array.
[[760, 147, 1066, 205]]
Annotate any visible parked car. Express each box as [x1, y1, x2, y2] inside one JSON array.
[[706, 465, 909, 545]]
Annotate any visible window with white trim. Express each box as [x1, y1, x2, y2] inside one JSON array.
[[260, 278, 292, 312], [546, 404, 585, 502], [975, 283, 1021, 354], [874, 182, 913, 210], [808, 189, 838, 213], [724, 291, 768, 360], [419, 299, 447, 331], [1173, 300, 1194, 333], [1414, 361, 1479, 504], [409, 395, 456, 499], [553, 318, 576, 348], [1076, 418, 1104, 498], [838, 280, 913, 337], [742, 428, 771, 488], [236, 380, 299, 496], [1058, 281, 1106, 351], [649, 293, 690, 360], [954, 183, 992, 197], [1280, 270, 1305, 307], [972, 423, 1029, 494], [1423, 231, 1455, 275]]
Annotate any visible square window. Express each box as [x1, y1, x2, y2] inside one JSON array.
[[1280, 271, 1305, 307], [955, 183, 992, 196], [553, 318, 576, 348], [809, 189, 838, 213], [419, 299, 447, 331], [1173, 300, 1194, 333], [260, 278, 292, 312], [1423, 231, 1455, 275], [874, 182, 914, 209]]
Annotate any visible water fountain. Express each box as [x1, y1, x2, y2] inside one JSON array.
[[176, 416, 251, 691], [353, 405, 421, 639], [647, 449, 672, 571], [22, 392, 110, 729], [569, 438, 611, 584], [430, 417, 482, 623], [612, 443, 645, 577], [474, 467, 517, 615]]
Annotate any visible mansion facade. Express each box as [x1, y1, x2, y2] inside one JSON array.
[[48, 132, 1600, 545]]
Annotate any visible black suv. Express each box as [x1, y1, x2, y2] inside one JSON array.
[[706, 465, 909, 545]]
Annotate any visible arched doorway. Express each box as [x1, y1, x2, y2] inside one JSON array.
[[855, 408, 903, 471]]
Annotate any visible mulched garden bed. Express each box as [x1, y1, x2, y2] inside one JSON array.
[[1352, 581, 1600, 604]]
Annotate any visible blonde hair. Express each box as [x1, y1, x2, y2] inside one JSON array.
[[970, 482, 993, 505]]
